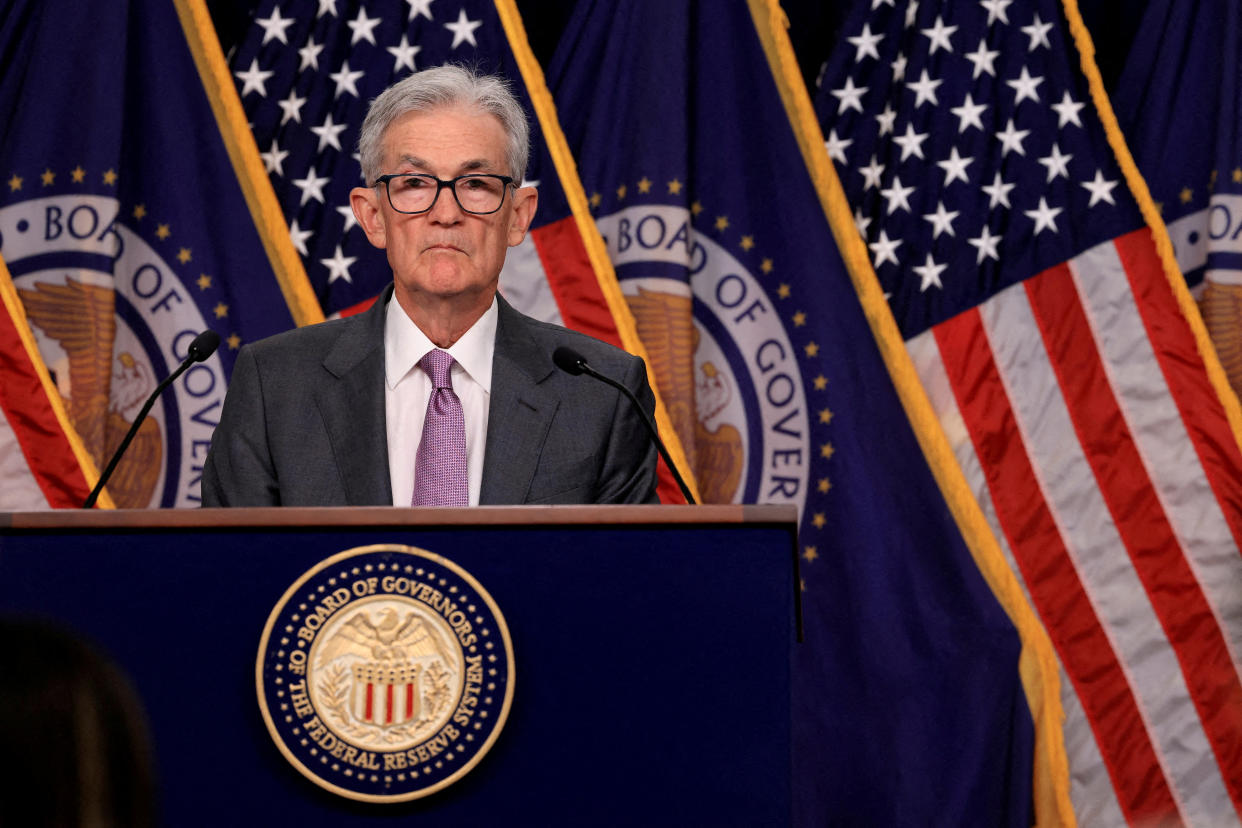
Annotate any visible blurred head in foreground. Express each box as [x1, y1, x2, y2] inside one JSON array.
[[0, 617, 155, 828]]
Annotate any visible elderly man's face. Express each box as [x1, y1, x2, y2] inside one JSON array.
[[352, 104, 536, 316]]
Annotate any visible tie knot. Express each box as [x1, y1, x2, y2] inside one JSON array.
[[420, 349, 455, 390]]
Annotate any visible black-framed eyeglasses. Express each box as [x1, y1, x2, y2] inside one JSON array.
[[373, 173, 516, 215]]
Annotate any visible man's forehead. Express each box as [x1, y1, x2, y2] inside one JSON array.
[[391, 153, 500, 173], [380, 105, 507, 170]]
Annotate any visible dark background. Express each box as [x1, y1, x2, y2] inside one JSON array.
[[206, 1, 1146, 99]]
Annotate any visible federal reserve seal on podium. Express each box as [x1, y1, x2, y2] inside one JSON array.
[[256, 545, 514, 802]]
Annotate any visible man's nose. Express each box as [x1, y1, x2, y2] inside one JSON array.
[[428, 183, 464, 222]]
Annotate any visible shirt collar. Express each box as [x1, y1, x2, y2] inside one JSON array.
[[384, 293, 497, 392]]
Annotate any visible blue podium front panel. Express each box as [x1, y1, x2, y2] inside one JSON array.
[[0, 505, 796, 826]]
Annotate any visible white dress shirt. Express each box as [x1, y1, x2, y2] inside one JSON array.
[[384, 295, 496, 506]]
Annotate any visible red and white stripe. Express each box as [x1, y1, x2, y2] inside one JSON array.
[[907, 227, 1242, 827], [0, 277, 92, 510], [355, 679, 417, 726]]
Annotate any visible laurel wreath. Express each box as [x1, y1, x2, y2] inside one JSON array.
[[319, 664, 381, 742], [423, 662, 452, 720]]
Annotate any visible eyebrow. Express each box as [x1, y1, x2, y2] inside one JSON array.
[[394, 155, 499, 174]]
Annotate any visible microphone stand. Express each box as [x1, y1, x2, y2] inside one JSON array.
[[553, 346, 697, 505], [84, 331, 220, 508]]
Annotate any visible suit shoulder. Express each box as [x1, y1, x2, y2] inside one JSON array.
[[514, 314, 643, 371], [239, 313, 370, 370], [246, 315, 352, 352]]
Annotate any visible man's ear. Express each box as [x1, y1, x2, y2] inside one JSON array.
[[351, 186, 387, 249], [506, 186, 539, 247]]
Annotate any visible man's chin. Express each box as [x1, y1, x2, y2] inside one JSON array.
[[397, 273, 495, 303]]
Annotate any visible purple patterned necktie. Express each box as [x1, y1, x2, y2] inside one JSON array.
[[411, 349, 468, 507]]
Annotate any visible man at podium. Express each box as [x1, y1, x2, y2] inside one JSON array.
[[202, 66, 658, 508]]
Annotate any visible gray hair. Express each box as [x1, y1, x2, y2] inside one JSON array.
[[357, 65, 529, 185]]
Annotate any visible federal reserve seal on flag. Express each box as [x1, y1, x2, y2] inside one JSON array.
[[1, 0, 319, 508], [256, 544, 514, 802], [0, 193, 227, 508], [596, 204, 811, 510]]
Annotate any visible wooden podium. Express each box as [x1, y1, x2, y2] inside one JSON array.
[[0, 505, 797, 825]]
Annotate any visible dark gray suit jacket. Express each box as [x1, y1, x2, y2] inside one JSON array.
[[200, 287, 658, 506]]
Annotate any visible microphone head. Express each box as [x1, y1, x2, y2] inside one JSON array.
[[552, 345, 591, 376], [552, 345, 589, 376], [188, 330, 221, 363]]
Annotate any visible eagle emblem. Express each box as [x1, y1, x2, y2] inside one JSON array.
[[695, 362, 743, 504], [18, 278, 162, 507], [319, 608, 460, 668], [1201, 282, 1242, 400], [626, 286, 743, 503]]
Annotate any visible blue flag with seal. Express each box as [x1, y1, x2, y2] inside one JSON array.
[[0, 0, 321, 508], [547, 0, 1062, 823], [1112, 2, 1242, 399]]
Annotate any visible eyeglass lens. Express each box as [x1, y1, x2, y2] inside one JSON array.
[[386, 174, 506, 214]]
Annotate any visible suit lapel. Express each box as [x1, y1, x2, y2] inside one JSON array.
[[480, 297, 558, 504], [316, 287, 392, 505]]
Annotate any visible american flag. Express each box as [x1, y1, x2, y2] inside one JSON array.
[[818, 0, 1242, 825], [0, 262, 97, 508]]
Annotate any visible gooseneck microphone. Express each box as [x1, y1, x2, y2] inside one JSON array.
[[552, 345, 697, 505], [84, 330, 221, 508]]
